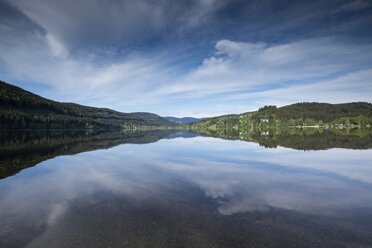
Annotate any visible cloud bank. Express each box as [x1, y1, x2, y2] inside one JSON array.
[[0, 0, 371, 116]]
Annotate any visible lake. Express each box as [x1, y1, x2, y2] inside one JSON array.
[[1, 130, 372, 247]]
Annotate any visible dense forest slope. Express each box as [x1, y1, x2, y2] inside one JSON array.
[[191, 102, 372, 132], [269, 102, 372, 122], [0, 80, 174, 129]]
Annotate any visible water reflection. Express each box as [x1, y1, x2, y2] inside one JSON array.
[[1, 129, 371, 180], [0, 131, 372, 247], [0, 130, 184, 179], [193, 127, 372, 150]]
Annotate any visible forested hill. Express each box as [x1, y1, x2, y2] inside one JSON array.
[[191, 102, 372, 131], [0, 80, 174, 129], [265, 102, 372, 122]]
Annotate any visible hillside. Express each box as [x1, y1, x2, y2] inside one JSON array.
[[270, 102, 372, 122], [0, 80, 174, 129], [191, 102, 372, 132]]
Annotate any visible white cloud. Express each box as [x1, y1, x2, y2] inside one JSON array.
[[155, 38, 372, 98], [46, 33, 68, 58], [226, 69, 372, 110], [0, 24, 176, 108], [1, 14, 371, 115], [6, 0, 226, 50], [335, 0, 371, 13]]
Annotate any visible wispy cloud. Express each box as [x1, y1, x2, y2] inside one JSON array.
[[6, 0, 227, 50], [231, 69, 372, 108], [0, 0, 371, 116], [152, 38, 372, 106], [0, 20, 177, 106], [335, 0, 371, 13]]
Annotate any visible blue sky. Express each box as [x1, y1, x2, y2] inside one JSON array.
[[0, 0, 372, 117]]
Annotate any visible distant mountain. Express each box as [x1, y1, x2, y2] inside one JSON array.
[[0, 80, 174, 129], [164, 116, 202, 124]]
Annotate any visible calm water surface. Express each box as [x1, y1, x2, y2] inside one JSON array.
[[1, 131, 372, 247]]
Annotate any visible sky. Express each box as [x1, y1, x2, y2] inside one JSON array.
[[0, 0, 372, 117]]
